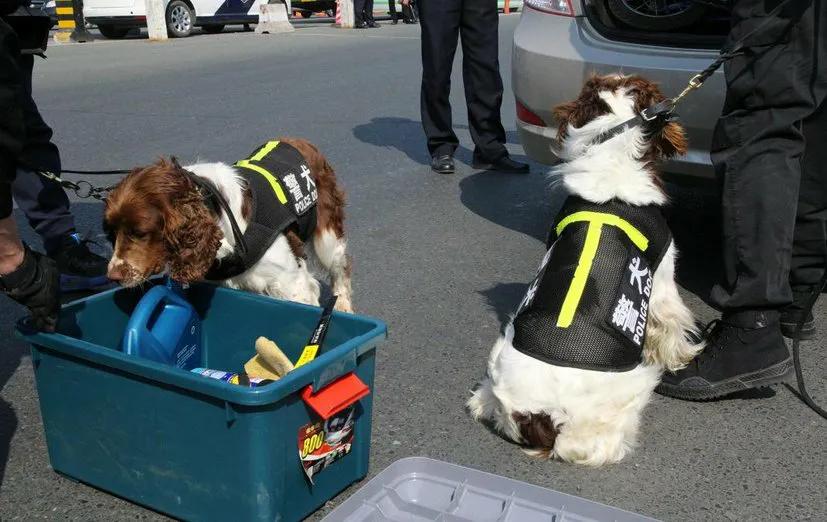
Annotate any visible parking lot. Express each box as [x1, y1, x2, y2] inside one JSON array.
[[1, 16, 825, 521]]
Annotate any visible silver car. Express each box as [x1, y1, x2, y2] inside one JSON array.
[[513, 0, 728, 177]]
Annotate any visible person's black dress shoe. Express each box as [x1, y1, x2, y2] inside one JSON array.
[[355, 21, 368, 28], [431, 154, 455, 174], [472, 155, 530, 174], [367, 21, 381, 28]]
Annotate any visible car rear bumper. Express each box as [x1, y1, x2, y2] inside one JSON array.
[[512, 6, 725, 177]]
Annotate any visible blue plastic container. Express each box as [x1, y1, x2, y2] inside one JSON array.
[[16, 282, 386, 522], [123, 280, 202, 369]]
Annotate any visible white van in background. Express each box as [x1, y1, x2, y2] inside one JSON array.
[[84, 0, 265, 38]]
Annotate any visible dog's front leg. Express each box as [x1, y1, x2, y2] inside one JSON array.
[[643, 242, 703, 372]]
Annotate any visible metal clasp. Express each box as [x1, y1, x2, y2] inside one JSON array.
[[673, 74, 705, 106]]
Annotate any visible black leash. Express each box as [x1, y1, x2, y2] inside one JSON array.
[[59, 168, 131, 175], [33, 169, 119, 201], [788, 272, 827, 419]]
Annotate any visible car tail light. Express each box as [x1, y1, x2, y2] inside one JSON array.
[[524, 0, 574, 16], [516, 101, 546, 127]]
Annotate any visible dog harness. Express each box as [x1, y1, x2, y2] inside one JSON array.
[[512, 197, 672, 372], [204, 141, 318, 280]]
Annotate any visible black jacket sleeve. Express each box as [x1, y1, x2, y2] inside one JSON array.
[[0, 18, 24, 185], [0, 0, 25, 16]]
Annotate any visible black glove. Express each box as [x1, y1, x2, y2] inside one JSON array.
[[1, 245, 60, 332]]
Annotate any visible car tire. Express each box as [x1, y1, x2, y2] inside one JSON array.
[[166, 0, 195, 38], [97, 24, 130, 39], [606, 0, 707, 32], [300, 10, 313, 18], [201, 24, 224, 34]]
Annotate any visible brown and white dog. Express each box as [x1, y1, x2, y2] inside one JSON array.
[[103, 137, 353, 312], [466, 75, 703, 465]]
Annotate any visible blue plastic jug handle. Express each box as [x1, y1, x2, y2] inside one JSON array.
[[124, 286, 178, 357]]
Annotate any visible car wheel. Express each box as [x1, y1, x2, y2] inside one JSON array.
[[166, 0, 195, 38], [606, 0, 707, 32], [300, 10, 313, 18], [202, 24, 225, 34], [97, 24, 130, 39]]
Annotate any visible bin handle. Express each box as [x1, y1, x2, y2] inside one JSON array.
[[301, 372, 369, 420]]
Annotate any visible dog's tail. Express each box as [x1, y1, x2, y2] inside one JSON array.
[[513, 412, 560, 460]]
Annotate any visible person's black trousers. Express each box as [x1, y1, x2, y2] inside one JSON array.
[[710, 0, 827, 320], [354, 0, 375, 24], [419, 0, 506, 162], [10, 53, 73, 254], [387, 0, 397, 21], [791, 97, 827, 290]]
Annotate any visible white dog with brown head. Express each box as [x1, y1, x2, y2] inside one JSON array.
[[467, 75, 703, 466]]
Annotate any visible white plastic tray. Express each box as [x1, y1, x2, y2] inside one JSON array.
[[322, 457, 658, 521]]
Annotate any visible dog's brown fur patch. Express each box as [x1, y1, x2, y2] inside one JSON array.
[[512, 412, 560, 459]]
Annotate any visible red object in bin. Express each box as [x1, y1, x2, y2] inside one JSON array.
[[301, 373, 370, 419]]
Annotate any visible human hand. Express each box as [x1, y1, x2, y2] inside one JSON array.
[[2, 247, 60, 332]]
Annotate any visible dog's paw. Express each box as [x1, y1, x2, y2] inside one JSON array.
[[333, 298, 354, 313]]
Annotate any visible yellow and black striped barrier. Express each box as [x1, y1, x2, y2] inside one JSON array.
[[54, 0, 92, 43]]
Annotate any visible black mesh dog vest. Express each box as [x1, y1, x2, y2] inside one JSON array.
[[512, 197, 672, 372], [205, 141, 318, 280]]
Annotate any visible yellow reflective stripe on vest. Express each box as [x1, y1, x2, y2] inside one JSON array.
[[554, 211, 649, 328], [250, 140, 281, 162], [555, 211, 649, 251], [235, 141, 289, 206]]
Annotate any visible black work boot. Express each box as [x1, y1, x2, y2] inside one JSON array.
[[780, 287, 818, 340], [656, 311, 793, 401], [51, 233, 111, 292]]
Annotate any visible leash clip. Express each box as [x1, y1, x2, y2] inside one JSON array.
[[673, 74, 705, 106], [687, 73, 704, 89]]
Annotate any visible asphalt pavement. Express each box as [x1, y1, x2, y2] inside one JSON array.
[[1, 17, 825, 521]]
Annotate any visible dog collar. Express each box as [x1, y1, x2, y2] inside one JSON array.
[[591, 99, 677, 147]]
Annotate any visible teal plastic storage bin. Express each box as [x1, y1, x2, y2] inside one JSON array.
[[16, 283, 386, 522]]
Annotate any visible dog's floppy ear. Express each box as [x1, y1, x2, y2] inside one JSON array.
[[552, 75, 611, 141], [552, 100, 578, 141], [653, 120, 688, 159], [161, 163, 223, 283]]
